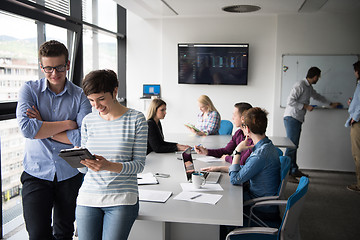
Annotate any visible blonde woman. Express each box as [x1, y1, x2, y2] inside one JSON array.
[[147, 99, 190, 154], [186, 95, 221, 136]]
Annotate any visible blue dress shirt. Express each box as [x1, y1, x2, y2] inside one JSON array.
[[229, 137, 280, 199], [345, 80, 360, 127], [16, 78, 92, 181]]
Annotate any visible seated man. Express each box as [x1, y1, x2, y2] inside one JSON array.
[[220, 107, 281, 239], [196, 102, 253, 173], [230, 107, 281, 221]]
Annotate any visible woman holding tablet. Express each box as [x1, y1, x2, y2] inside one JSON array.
[[186, 95, 221, 136], [76, 69, 148, 240], [147, 98, 190, 154]]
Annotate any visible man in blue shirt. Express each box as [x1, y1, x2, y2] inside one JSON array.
[[16, 40, 92, 239], [229, 107, 280, 203], [220, 108, 280, 239], [345, 61, 360, 192]]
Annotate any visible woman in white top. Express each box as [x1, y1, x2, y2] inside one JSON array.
[[75, 69, 148, 240]]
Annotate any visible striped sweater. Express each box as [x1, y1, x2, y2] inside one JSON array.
[[77, 108, 148, 207]]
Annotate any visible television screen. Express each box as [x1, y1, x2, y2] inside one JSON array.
[[178, 43, 249, 85]]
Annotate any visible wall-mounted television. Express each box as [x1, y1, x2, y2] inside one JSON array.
[[178, 43, 249, 85]]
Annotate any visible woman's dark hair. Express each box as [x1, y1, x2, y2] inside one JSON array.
[[234, 102, 252, 115], [244, 107, 268, 135], [306, 67, 321, 79], [82, 69, 118, 96], [39, 40, 68, 64]]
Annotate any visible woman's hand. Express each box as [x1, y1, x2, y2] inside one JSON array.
[[80, 155, 123, 173], [195, 131, 207, 136], [177, 144, 191, 151]]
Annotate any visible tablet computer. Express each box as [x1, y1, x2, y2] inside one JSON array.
[[184, 123, 201, 132], [58, 148, 95, 168]]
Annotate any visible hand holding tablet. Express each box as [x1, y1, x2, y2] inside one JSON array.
[[58, 148, 95, 168]]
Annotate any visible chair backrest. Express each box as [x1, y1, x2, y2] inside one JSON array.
[[278, 156, 291, 199], [278, 176, 309, 240], [276, 147, 284, 156], [218, 120, 233, 135]]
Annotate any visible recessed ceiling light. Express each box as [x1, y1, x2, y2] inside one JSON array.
[[222, 5, 261, 13]]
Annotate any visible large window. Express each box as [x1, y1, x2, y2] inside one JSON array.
[[83, 28, 118, 75], [0, 0, 126, 238]]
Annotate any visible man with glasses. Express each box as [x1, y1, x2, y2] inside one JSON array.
[[283, 66, 341, 183], [16, 40, 92, 239]]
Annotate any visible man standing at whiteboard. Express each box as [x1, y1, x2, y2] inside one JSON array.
[[345, 61, 360, 192], [284, 66, 341, 183]]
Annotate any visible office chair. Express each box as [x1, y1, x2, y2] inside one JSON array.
[[219, 120, 233, 135], [243, 156, 291, 226], [226, 176, 309, 240]]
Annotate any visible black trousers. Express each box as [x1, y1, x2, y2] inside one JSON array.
[[21, 171, 83, 240]]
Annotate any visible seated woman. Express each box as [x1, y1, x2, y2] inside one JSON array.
[[147, 99, 190, 155], [186, 95, 221, 136], [196, 102, 253, 173]]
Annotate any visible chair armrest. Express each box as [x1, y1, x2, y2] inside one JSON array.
[[251, 200, 287, 208], [248, 200, 287, 227], [243, 196, 279, 206], [226, 227, 278, 240]]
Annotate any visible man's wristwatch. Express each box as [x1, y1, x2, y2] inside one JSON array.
[[233, 150, 241, 155]]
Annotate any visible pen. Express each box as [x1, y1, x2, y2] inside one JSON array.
[[192, 144, 202, 151], [190, 194, 202, 200]]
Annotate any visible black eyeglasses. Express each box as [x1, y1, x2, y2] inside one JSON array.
[[41, 64, 67, 73]]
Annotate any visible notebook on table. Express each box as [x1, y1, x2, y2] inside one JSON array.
[[181, 147, 221, 184]]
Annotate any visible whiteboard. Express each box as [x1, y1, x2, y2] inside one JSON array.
[[281, 55, 359, 108]]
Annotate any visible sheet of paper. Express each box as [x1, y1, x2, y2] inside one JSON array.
[[137, 172, 158, 185], [174, 191, 223, 205], [180, 183, 224, 192], [196, 156, 223, 162], [139, 189, 172, 203]]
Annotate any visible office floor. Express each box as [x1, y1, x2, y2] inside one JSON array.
[[285, 170, 360, 240], [4, 170, 360, 240]]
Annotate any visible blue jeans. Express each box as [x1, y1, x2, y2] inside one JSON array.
[[76, 201, 139, 240], [283, 116, 302, 174]]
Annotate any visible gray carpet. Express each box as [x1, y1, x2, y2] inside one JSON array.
[[285, 170, 360, 240]]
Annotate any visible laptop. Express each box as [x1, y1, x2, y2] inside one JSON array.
[[141, 84, 161, 99], [181, 147, 221, 184]]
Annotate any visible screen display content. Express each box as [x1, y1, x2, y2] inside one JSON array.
[[178, 44, 249, 85]]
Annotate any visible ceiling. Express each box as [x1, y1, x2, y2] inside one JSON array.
[[114, 0, 360, 19]]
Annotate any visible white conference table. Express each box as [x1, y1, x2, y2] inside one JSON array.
[[129, 134, 242, 240], [129, 133, 295, 240]]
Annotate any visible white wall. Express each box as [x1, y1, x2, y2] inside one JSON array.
[[126, 11, 360, 172], [127, 12, 277, 136]]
